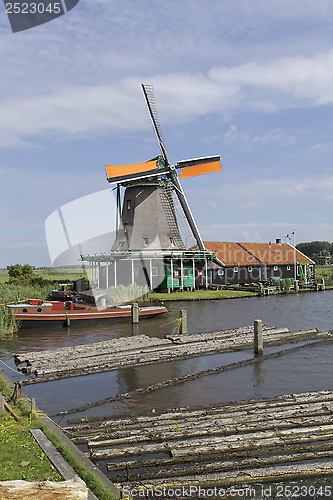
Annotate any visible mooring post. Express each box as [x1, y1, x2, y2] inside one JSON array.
[[295, 280, 299, 293], [254, 319, 263, 357], [259, 283, 264, 296], [131, 303, 139, 324], [180, 310, 187, 334], [31, 398, 36, 413], [321, 278, 325, 291]]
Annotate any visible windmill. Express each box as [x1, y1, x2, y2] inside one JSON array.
[[106, 84, 222, 255], [83, 84, 222, 292]]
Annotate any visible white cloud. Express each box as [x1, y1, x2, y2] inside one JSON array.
[[2, 47, 333, 147]]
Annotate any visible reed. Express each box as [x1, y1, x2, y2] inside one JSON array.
[[0, 283, 54, 333]]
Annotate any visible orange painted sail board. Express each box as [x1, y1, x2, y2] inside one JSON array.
[[105, 159, 158, 180], [179, 160, 222, 179]]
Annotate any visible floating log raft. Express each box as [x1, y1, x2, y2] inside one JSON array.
[[14, 326, 329, 384], [64, 390, 333, 493]]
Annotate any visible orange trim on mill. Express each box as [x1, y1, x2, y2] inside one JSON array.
[[179, 160, 222, 179], [105, 159, 158, 180]]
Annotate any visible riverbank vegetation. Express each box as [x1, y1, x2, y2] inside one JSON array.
[[0, 377, 62, 482], [0, 376, 117, 499]]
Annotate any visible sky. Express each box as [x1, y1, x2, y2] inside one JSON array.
[[1, 0, 333, 267]]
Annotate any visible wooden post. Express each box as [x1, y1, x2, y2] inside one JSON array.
[[181, 310, 187, 334], [254, 319, 263, 357], [31, 398, 36, 413], [131, 303, 139, 324], [0, 394, 4, 415], [259, 283, 264, 296], [321, 278, 325, 291], [295, 280, 299, 292]]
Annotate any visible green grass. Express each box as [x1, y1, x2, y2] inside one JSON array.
[[0, 376, 118, 499], [315, 266, 333, 287], [149, 289, 257, 301], [0, 378, 62, 482]]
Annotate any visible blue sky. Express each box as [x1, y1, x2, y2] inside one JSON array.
[[1, 0, 333, 267]]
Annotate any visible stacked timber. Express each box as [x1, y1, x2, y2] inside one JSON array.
[[65, 390, 333, 495], [14, 326, 327, 384]]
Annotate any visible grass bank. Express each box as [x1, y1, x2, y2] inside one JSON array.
[[0, 375, 118, 499], [149, 288, 257, 301]]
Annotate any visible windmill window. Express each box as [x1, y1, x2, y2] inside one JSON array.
[[248, 267, 252, 272], [218, 269, 224, 275], [170, 237, 175, 247], [234, 267, 238, 272], [143, 238, 149, 247], [287, 265, 291, 271], [152, 267, 158, 276], [274, 266, 278, 271], [134, 267, 139, 278], [124, 224, 127, 234], [127, 200, 131, 210], [118, 241, 124, 250]]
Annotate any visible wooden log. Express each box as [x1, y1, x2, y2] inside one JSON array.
[[107, 440, 333, 472], [111, 448, 333, 482], [17, 328, 324, 379], [66, 389, 333, 431], [90, 423, 333, 460]]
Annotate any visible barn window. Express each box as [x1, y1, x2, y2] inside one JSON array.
[[218, 269, 224, 275]]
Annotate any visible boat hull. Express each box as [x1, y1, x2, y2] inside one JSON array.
[[7, 302, 167, 328]]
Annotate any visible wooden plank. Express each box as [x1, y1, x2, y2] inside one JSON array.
[[3, 399, 21, 422], [30, 429, 81, 481]]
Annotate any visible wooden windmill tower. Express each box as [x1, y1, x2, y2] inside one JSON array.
[[106, 84, 222, 254], [83, 85, 222, 292]]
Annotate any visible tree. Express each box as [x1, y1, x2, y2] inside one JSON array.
[[7, 264, 41, 285], [296, 241, 332, 264]]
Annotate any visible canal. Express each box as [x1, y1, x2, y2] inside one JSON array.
[[0, 290, 332, 424]]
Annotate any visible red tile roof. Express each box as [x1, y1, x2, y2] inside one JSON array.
[[204, 242, 315, 266]]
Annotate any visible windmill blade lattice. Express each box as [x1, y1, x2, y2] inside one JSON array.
[[141, 84, 169, 163]]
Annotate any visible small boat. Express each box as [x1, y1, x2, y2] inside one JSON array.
[[6, 300, 167, 328]]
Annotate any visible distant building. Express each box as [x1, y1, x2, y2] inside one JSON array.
[[205, 239, 315, 285]]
